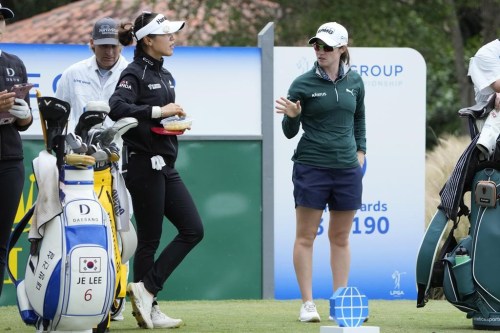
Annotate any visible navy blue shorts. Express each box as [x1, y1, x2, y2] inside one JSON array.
[[292, 163, 363, 211]]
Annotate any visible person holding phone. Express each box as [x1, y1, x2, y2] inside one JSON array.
[[0, 2, 33, 297], [275, 22, 366, 322]]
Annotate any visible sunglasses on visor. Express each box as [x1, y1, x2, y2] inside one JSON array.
[[313, 43, 335, 52]]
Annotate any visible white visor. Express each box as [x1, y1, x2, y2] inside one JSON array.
[[135, 14, 185, 41]]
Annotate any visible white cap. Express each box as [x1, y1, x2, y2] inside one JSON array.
[[135, 14, 185, 41], [308, 22, 348, 47]]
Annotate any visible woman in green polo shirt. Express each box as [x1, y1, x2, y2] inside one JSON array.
[[275, 21, 366, 323]]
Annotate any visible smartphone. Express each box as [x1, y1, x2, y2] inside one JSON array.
[[11, 83, 34, 99]]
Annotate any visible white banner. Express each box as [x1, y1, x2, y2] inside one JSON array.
[[273, 47, 426, 300], [0, 44, 261, 137]]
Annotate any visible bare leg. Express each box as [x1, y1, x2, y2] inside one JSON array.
[[293, 206, 323, 302], [328, 210, 356, 292]]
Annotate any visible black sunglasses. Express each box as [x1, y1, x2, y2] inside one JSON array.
[[313, 43, 335, 52]]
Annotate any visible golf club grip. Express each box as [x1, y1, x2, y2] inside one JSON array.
[[64, 153, 96, 166], [36, 89, 50, 152]]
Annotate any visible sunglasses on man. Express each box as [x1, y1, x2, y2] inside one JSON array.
[[313, 43, 336, 52]]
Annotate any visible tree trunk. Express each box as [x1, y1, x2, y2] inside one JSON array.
[[444, 0, 473, 137], [480, 0, 500, 43]]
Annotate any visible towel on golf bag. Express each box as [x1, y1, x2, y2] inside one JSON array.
[[29, 150, 63, 239], [438, 135, 479, 222]]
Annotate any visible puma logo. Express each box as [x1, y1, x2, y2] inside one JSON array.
[[346, 88, 355, 97]]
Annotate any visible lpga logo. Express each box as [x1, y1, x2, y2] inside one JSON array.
[[390, 270, 406, 297]]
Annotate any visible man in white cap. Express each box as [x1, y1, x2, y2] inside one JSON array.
[[56, 17, 129, 131]]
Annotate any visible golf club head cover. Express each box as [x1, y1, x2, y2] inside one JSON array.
[[74, 101, 110, 141], [37, 96, 71, 152]]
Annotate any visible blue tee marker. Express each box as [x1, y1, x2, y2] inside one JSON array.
[[330, 287, 369, 327]]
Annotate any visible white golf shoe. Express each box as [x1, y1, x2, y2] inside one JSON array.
[[127, 282, 154, 329], [150, 304, 183, 328], [299, 300, 321, 322]]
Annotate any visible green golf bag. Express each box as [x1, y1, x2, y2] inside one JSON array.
[[417, 97, 500, 330]]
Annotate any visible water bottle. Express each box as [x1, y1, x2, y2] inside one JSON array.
[[455, 246, 470, 265]]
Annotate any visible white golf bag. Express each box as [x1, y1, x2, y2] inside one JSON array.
[[27, 162, 115, 332], [7, 97, 118, 332]]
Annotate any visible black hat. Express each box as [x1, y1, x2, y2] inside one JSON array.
[[0, 3, 14, 19]]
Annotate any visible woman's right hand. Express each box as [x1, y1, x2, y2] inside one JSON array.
[[161, 103, 186, 118], [275, 97, 301, 118]]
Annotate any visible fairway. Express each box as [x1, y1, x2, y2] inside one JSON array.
[[0, 299, 474, 332]]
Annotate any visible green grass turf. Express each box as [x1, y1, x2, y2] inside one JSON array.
[[0, 299, 474, 332]]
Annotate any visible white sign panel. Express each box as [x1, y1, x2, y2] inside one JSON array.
[[273, 47, 426, 300], [0, 44, 261, 137]]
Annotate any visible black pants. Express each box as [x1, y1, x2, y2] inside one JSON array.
[[0, 159, 24, 296], [125, 154, 204, 296]]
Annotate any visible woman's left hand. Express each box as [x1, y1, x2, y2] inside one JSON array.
[[357, 151, 365, 167]]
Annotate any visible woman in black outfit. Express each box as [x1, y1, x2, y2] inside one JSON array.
[[0, 3, 33, 297], [109, 11, 203, 329]]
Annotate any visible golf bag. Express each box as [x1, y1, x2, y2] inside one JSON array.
[[416, 95, 500, 330], [7, 96, 116, 332]]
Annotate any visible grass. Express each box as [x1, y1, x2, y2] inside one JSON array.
[[0, 299, 476, 332]]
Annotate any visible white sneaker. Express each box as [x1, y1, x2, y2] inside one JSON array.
[[299, 301, 321, 322], [127, 282, 154, 329], [151, 304, 183, 328]]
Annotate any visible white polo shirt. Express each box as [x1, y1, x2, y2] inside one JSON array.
[[56, 54, 129, 131], [468, 39, 500, 103]]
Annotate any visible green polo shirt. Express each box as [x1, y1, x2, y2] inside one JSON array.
[[282, 63, 366, 169]]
